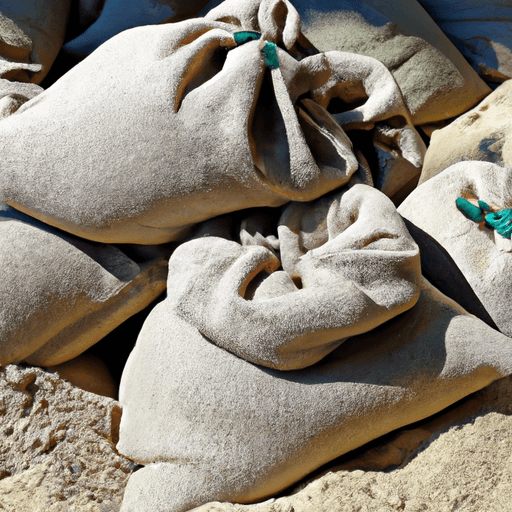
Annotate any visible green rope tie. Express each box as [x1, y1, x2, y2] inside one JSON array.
[[233, 31, 261, 46], [486, 209, 512, 239], [456, 197, 512, 239], [478, 200, 491, 211], [232, 31, 280, 69], [455, 197, 486, 223], [262, 42, 279, 69]]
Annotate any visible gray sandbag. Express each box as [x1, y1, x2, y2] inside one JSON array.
[[0, 1, 424, 244], [399, 161, 512, 337], [418, 0, 512, 85], [0, 202, 170, 367], [207, 0, 490, 126], [168, 184, 421, 370], [118, 272, 512, 511], [0, 0, 72, 83]]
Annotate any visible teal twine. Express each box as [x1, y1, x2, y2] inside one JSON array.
[[263, 41, 279, 69], [232, 31, 280, 69], [455, 197, 484, 223], [486, 209, 512, 239], [233, 31, 261, 46], [478, 200, 491, 211], [456, 197, 512, 239]]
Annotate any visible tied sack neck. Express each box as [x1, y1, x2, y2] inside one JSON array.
[[230, 30, 360, 201], [233, 31, 279, 69]]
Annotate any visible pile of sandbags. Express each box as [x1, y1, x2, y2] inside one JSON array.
[[1, 1, 512, 511]]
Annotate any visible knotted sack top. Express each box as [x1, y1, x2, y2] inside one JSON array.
[[167, 184, 421, 370], [0, 0, 420, 244]]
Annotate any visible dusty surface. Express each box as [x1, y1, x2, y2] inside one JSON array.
[[420, 80, 512, 183], [194, 374, 512, 512], [0, 364, 135, 512]]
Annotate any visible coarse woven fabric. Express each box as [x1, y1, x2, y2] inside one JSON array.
[[0, 0, 72, 83], [0, 1, 423, 244], [168, 184, 421, 370], [118, 275, 512, 512], [420, 80, 512, 184], [418, 0, 512, 84], [399, 161, 512, 338], [0, 79, 43, 120], [286, 0, 490, 125], [0, 202, 169, 367]]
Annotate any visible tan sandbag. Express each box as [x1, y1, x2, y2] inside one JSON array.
[[420, 80, 512, 184], [418, 0, 512, 85], [0, 0, 72, 83], [0, 78, 42, 119], [169, 184, 420, 370], [118, 276, 512, 512], [399, 161, 512, 337], [0, 202, 170, 367], [281, 0, 490, 125], [0, 5, 423, 244], [206, 0, 428, 203]]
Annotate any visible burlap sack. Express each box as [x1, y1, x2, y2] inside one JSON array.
[[118, 273, 512, 511], [0, 1, 423, 244], [116, 181, 512, 511], [0, 202, 170, 367], [418, 0, 512, 84], [267, 0, 490, 126], [0, 0, 72, 83], [399, 161, 512, 338], [419, 81, 512, 185], [168, 184, 420, 370], [0, 79, 42, 120]]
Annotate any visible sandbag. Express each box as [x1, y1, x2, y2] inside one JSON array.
[[118, 273, 512, 511], [255, 0, 490, 126], [0, 79, 42, 120], [206, 0, 432, 202], [0, 202, 170, 367], [169, 184, 421, 370], [418, 0, 512, 85], [0, 1, 424, 244], [64, 0, 211, 59], [0, 0, 72, 83], [399, 161, 512, 337], [419, 80, 512, 184]]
